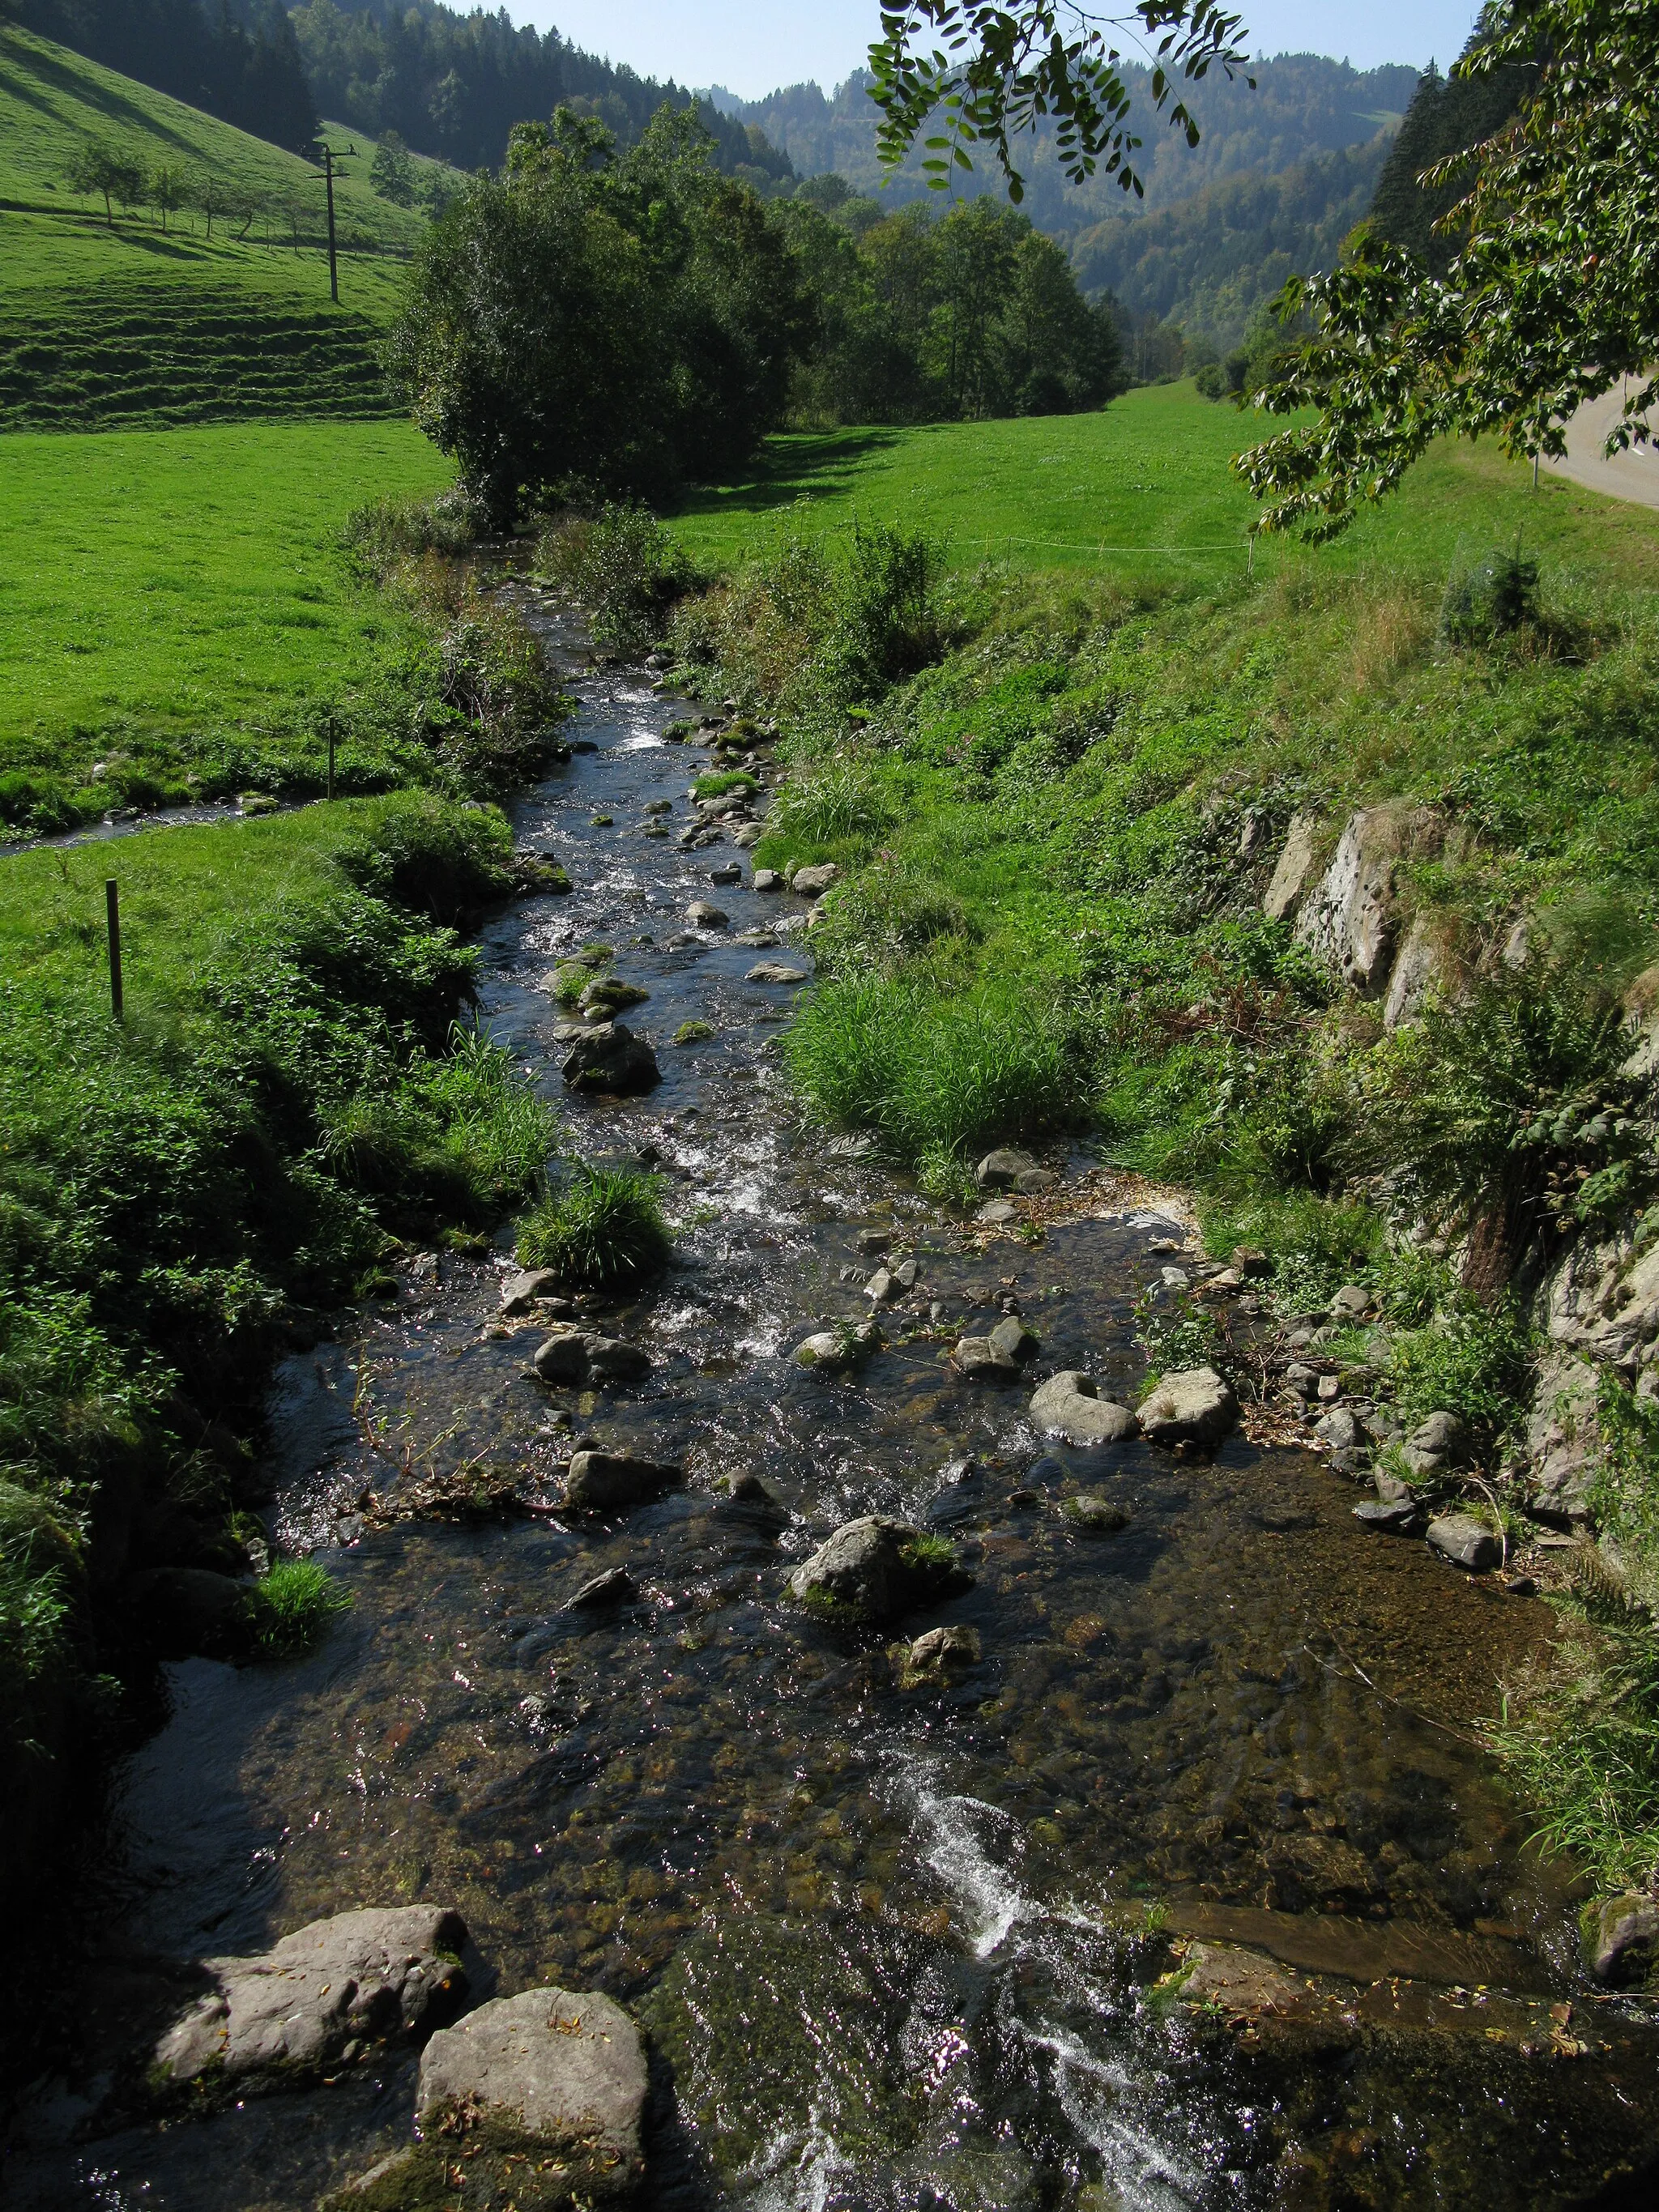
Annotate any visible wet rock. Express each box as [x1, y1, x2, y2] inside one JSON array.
[[1137, 1366, 1239, 1452], [986, 1315, 1039, 1365], [579, 977, 650, 1019], [152, 1906, 468, 2090], [564, 1567, 638, 1611], [583, 1336, 651, 1384], [1029, 1371, 1139, 1447], [1266, 1832, 1382, 1913], [1404, 1409, 1470, 1475], [855, 1228, 891, 1255], [975, 1147, 1038, 1191], [501, 1267, 561, 1315], [753, 868, 784, 892], [787, 1513, 970, 1624], [893, 1257, 919, 1290], [976, 1199, 1019, 1225], [1262, 812, 1323, 922], [1354, 1498, 1421, 1534], [561, 1022, 660, 1096], [563, 1451, 682, 1511], [533, 1331, 591, 1384], [719, 1469, 786, 1515], [119, 1560, 248, 1659], [953, 1335, 1020, 1383], [864, 1267, 898, 1304], [1327, 1447, 1372, 1478], [1587, 1893, 1659, 1987], [1427, 1513, 1503, 1571], [899, 1623, 981, 1685], [745, 960, 809, 985], [1293, 803, 1443, 997], [686, 901, 728, 929], [795, 1320, 882, 1374], [416, 1986, 646, 2184], [1062, 1494, 1131, 1532], [791, 863, 841, 897], [1179, 1941, 1307, 2016], [709, 863, 741, 885]]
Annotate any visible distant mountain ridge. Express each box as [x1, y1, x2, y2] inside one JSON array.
[[708, 52, 1418, 237]]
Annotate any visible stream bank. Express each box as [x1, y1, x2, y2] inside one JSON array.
[[8, 601, 1659, 2211]]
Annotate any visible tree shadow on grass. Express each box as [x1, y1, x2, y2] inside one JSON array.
[[4, 32, 207, 162], [668, 426, 910, 524]]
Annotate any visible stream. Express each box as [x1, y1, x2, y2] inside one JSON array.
[[10, 604, 1659, 2210]]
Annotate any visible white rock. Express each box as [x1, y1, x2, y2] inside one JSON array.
[[1262, 812, 1324, 921], [1293, 804, 1442, 997], [1137, 1366, 1239, 1451], [417, 1986, 646, 2173]]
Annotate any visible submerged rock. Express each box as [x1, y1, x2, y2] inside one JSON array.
[[899, 1622, 981, 1685], [953, 1335, 1021, 1383], [1587, 1893, 1659, 1987], [1062, 1493, 1131, 1532], [564, 1566, 638, 1611], [787, 1513, 970, 1625], [563, 1451, 682, 1511], [153, 1906, 468, 2091], [1137, 1366, 1239, 1452], [1029, 1371, 1139, 1447], [561, 1022, 660, 1095]]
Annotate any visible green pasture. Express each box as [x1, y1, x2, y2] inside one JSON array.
[[670, 381, 1659, 593], [0, 419, 451, 778]]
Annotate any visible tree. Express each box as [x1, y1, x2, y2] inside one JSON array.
[[189, 168, 226, 238], [1240, 1, 1659, 536], [866, 1, 1252, 202], [370, 128, 416, 207], [148, 162, 188, 233], [65, 138, 140, 226]]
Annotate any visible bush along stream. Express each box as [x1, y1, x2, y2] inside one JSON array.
[[9, 569, 1659, 2210]]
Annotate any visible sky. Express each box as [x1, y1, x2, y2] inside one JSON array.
[[506, 1, 1485, 101]]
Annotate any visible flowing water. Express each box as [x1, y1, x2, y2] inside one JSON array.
[[11, 606, 1659, 2210]]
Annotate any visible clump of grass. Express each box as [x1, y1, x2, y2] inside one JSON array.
[[1490, 1609, 1659, 1895], [243, 1559, 351, 1660], [1133, 1287, 1226, 1386], [1384, 1295, 1534, 1448], [693, 771, 758, 799], [516, 1165, 672, 1289]]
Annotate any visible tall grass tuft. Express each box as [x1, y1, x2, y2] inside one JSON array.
[[517, 1165, 672, 1289], [244, 1559, 351, 1660]]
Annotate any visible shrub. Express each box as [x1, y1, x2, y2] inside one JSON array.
[[825, 519, 951, 697], [244, 1559, 352, 1660], [342, 488, 484, 583], [1440, 541, 1542, 645], [1384, 1296, 1534, 1448], [516, 1165, 672, 1288], [537, 504, 699, 656]]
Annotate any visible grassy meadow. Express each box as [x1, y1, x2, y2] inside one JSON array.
[[0, 25, 457, 432], [0, 419, 455, 824]]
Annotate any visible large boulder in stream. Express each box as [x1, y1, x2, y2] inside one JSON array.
[[1137, 1366, 1239, 1452], [152, 1906, 468, 2094], [563, 1450, 682, 1511], [787, 1514, 970, 1626], [561, 1022, 660, 1095], [1030, 1371, 1139, 1448]]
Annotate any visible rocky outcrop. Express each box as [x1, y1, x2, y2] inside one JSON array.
[[1262, 812, 1323, 922], [153, 1906, 468, 2091], [1540, 1228, 1659, 1372], [1522, 1348, 1601, 1525], [1137, 1366, 1239, 1451], [1382, 913, 1460, 1029], [1029, 1371, 1139, 1447], [561, 1023, 660, 1095], [1291, 803, 1442, 997], [787, 1514, 970, 1624]]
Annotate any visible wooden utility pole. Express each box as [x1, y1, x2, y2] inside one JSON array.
[[314, 139, 356, 304]]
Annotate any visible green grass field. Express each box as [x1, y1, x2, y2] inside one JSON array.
[[0, 26, 451, 428], [0, 418, 450, 748], [670, 381, 1659, 594]]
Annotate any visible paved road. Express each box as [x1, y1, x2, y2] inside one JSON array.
[[1543, 381, 1659, 509]]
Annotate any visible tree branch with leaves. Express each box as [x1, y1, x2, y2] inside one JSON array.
[[1239, 0, 1659, 536], [866, 2, 1252, 202]]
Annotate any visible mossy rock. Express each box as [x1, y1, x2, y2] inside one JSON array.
[[322, 2112, 636, 2210]]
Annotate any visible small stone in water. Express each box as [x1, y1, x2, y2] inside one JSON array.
[[710, 863, 741, 884], [565, 1566, 638, 1610], [687, 901, 729, 928]]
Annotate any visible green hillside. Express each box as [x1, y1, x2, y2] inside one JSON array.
[[0, 24, 454, 429]]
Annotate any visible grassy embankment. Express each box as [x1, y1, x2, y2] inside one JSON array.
[[648, 383, 1659, 1899], [0, 23, 457, 432]]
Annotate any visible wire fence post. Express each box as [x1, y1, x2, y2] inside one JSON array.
[[1247, 535, 1255, 579], [327, 718, 336, 802], [106, 878, 123, 1022]]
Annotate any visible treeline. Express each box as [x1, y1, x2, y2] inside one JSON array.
[[11, 0, 317, 150], [1367, 43, 1537, 271], [780, 180, 1122, 424], [288, 0, 795, 187], [389, 111, 1124, 529]]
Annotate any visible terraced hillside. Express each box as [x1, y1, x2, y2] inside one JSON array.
[[0, 24, 455, 428]]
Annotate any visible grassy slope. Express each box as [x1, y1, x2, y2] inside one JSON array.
[[0, 26, 452, 427], [670, 381, 1659, 594], [0, 419, 452, 803]]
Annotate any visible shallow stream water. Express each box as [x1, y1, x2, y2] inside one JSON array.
[[11, 607, 1659, 2210]]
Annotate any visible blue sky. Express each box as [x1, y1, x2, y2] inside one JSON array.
[[508, 2, 1484, 100]]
